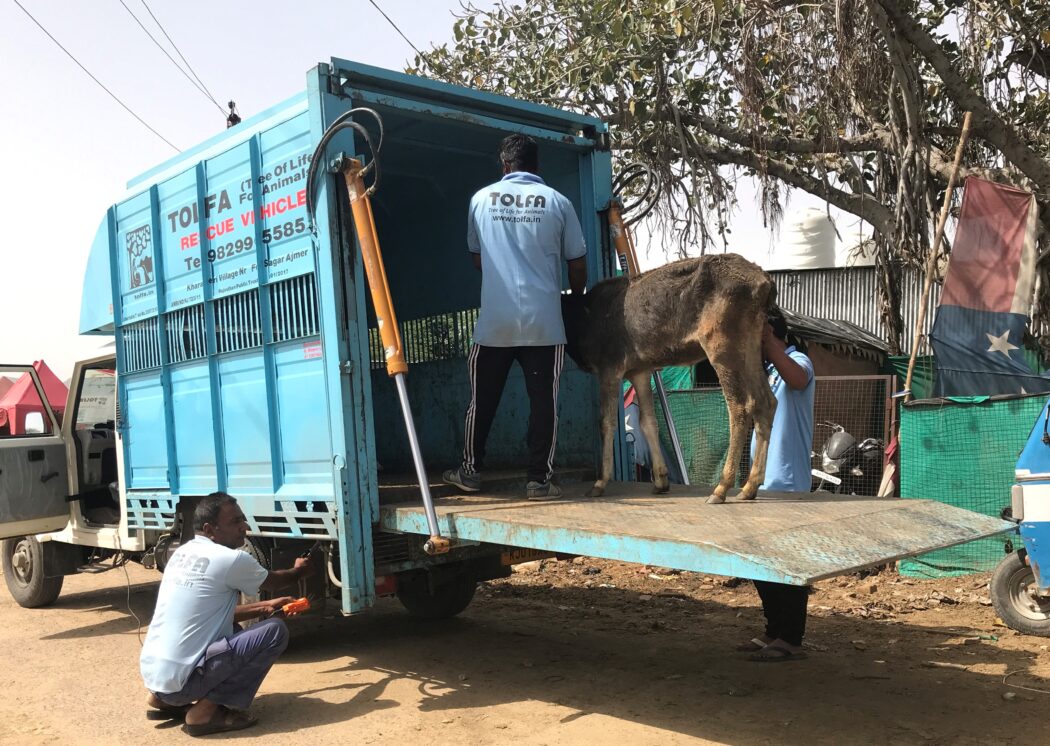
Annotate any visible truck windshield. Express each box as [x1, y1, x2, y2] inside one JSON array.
[[75, 369, 116, 430]]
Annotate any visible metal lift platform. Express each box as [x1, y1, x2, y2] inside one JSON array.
[[379, 481, 1014, 585]]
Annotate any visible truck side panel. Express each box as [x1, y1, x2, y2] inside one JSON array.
[[217, 350, 271, 495], [121, 372, 167, 488], [169, 363, 217, 494], [273, 340, 333, 496], [101, 101, 343, 536]]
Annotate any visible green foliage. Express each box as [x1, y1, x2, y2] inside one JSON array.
[[413, 1, 1050, 349]]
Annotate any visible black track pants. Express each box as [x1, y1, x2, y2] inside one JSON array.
[[753, 580, 810, 647], [461, 344, 564, 483]]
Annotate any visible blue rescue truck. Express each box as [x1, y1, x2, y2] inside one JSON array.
[[992, 400, 1050, 635], [0, 59, 1020, 628]]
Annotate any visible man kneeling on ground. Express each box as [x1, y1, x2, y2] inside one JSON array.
[[140, 491, 313, 736]]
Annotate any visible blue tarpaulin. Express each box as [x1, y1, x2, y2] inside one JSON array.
[[932, 307, 1049, 395]]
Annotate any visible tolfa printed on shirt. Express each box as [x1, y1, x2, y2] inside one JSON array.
[[487, 191, 547, 210], [485, 191, 548, 224], [167, 552, 211, 587]]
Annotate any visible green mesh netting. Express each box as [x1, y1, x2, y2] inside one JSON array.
[[898, 395, 1044, 577], [623, 366, 695, 395], [656, 366, 695, 391], [886, 356, 936, 400], [653, 389, 732, 487]]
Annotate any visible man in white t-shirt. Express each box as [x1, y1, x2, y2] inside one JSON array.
[[443, 134, 587, 500], [140, 492, 313, 736]]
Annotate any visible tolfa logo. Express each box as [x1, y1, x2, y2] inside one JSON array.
[[126, 224, 155, 289], [488, 192, 547, 209], [167, 552, 211, 575]]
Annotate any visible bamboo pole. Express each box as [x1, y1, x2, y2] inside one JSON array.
[[903, 111, 973, 402]]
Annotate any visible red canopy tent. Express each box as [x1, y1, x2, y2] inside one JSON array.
[[0, 361, 68, 435]]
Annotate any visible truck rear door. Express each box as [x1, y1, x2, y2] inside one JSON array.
[[0, 365, 69, 539]]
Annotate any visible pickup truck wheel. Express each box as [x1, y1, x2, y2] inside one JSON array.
[[991, 552, 1050, 637], [1, 537, 64, 608], [396, 569, 477, 620]]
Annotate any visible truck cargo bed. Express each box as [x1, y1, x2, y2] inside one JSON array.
[[379, 482, 1013, 585]]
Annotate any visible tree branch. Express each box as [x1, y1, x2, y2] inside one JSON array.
[[871, 0, 1050, 191], [925, 145, 1017, 186], [680, 111, 892, 154], [689, 139, 896, 238]]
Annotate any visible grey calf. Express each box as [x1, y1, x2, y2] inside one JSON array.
[[562, 254, 777, 502]]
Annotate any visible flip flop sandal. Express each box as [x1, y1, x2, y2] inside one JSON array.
[[735, 637, 770, 652], [146, 704, 191, 721], [748, 644, 808, 662], [182, 707, 258, 737]]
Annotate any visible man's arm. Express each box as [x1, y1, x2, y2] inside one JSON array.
[[560, 195, 587, 295], [467, 198, 481, 273], [568, 257, 586, 295], [258, 556, 312, 592], [762, 325, 811, 391], [234, 597, 296, 622]]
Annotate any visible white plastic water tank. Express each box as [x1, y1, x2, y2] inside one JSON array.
[[836, 218, 877, 267], [766, 208, 836, 270], [836, 240, 877, 267]]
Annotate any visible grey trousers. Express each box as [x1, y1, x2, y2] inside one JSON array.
[[156, 618, 289, 711]]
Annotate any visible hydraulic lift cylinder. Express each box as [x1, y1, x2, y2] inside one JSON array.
[[341, 158, 448, 555]]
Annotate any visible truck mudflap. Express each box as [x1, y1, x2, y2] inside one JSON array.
[[379, 482, 1014, 586]]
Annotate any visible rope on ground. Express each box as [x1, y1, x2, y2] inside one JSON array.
[[1003, 669, 1050, 695]]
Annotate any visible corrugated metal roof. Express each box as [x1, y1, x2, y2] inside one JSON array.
[[780, 308, 888, 355], [771, 266, 938, 355]]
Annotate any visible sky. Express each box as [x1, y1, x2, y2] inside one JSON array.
[[0, 0, 861, 381]]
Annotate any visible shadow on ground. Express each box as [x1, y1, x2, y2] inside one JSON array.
[[39, 575, 1043, 744]]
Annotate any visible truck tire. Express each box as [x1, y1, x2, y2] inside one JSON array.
[[990, 551, 1050, 637], [396, 569, 477, 620], [1, 537, 64, 608]]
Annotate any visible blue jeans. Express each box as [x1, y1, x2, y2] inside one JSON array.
[[157, 618, 289, 711]]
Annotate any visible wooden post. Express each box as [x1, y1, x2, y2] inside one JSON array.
[[903, 111, 973, 401]]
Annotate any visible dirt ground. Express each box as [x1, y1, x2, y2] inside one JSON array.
[[2, 558, 1049, 745]]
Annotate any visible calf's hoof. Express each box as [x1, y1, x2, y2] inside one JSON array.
[[588, 483, 606, 498], [652, 478, 670, 494], [735, 485, 758, 501], [705, 493, 726, 505]]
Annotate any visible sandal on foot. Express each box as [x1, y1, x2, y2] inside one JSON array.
[[182, 707, 258, 737], [735, 637, 770, 652], [749, 642, 808, 662], [146, 704, 191, 721]]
